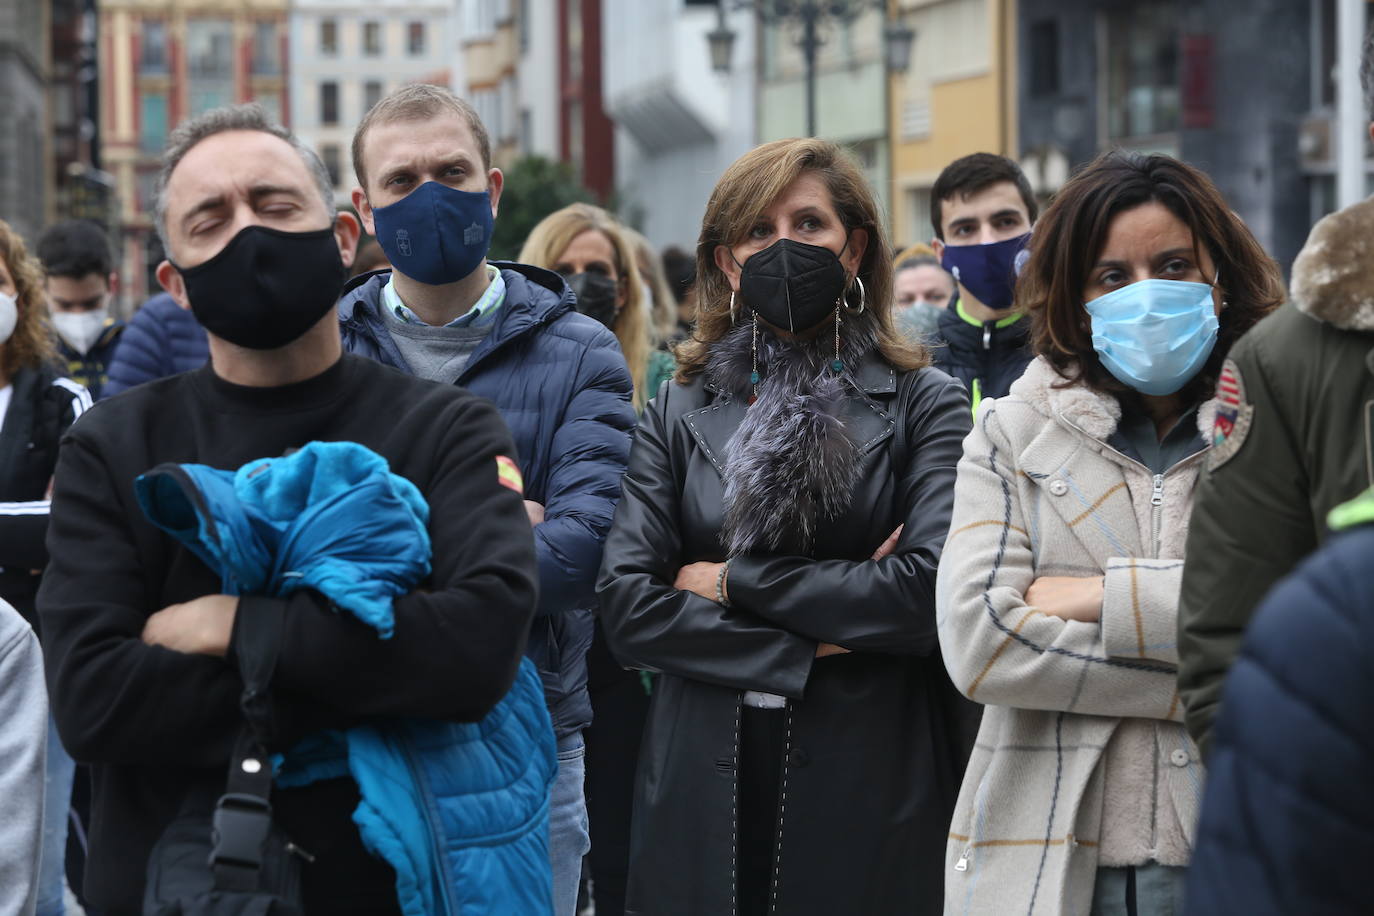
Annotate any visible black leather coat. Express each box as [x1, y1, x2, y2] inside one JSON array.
[[597, 351, 981, 916]]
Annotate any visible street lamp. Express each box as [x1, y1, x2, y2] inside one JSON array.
[[709, 0, 917, 138]]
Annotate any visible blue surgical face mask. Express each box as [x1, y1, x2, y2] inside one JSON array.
[[371, 181, 494, 285], [940, 232, 1030, 312], [1085, 278, 1220, 396]]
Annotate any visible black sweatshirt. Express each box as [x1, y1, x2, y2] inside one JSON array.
[[37, 354, 539, 914]]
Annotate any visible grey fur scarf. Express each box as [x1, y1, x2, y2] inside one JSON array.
[[707, 313, 879, 557]]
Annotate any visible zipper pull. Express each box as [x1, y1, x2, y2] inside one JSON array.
[[982, 324, 991, 350], [955, 848, 971, 872], [1151, 474, 1164, 507]]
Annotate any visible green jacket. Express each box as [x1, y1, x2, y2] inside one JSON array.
[[1178, 196, 1374, 760]]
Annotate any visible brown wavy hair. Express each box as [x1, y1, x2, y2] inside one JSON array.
[[0, 219, 57, 378], [1020, 150, 1283, 400], [676, 138, 925, 381]]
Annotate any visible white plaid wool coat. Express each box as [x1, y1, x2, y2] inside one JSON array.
[[936, 357, 1213, 915]]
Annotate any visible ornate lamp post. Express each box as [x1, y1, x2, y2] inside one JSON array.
[[709, 0, 917, 138]]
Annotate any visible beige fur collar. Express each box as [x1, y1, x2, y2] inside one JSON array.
[[1007, 357, 1218, 444], [1290, 196, 1374, 331]]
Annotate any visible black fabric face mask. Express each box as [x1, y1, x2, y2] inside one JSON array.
[[173, 224, 346, 350], [736, 237, 849, 332], [565, 271, 620, 329]]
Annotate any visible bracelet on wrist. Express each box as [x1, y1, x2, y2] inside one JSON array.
[[715, 561, 732, 607]]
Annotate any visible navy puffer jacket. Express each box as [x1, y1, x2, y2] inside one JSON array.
[[1184, 496, 1374, 915], [339, 263, 636, 738], [103, 294, 209, 397]]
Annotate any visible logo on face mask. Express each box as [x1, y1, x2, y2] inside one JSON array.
[[940, 232, 1030, 313], [464, 222, 485, 246], [396, 229, 412, 258]]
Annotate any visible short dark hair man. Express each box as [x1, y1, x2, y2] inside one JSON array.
[[341, 83, 635, 916], [37, 104, 539, 913], [927, 152, 1038, 413], [35, 219, 125, 399], [1177, 26, 1374, 760]]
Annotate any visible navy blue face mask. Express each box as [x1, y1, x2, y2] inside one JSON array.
[[940, 231, 1030, 313], [371, 181, 494, 285]]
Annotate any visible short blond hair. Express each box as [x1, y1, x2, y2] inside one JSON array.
[[520, 204, 654, 411], [351, 84, 491, 190]]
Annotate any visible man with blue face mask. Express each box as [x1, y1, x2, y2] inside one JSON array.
[[340, 83, 636, 916], [927, 153, 1039, 415]]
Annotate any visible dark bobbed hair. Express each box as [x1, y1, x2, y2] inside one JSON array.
[[677, 137, 925, 382], [36, 219, 114, 279], [930, 152, 1038, 240], [1019, 150, 1284, 401]]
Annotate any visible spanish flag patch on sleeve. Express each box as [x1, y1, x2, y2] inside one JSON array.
[[495, 455, 524, 494]]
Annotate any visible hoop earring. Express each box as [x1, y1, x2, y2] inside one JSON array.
[[729, 290, 738, 324], [844, 276, 866, 314]]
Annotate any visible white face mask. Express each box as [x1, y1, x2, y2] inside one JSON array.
[[52, 307, 108, 355], [0, 292, 17, 346]]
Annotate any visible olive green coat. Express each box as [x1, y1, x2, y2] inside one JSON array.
[[1178, 196, 1374, 759]]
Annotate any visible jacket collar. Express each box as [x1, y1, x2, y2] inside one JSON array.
[[935, 303, 1029, 356], [338, 261, 574, 349], [1290, 195, 1374, 332], [702, 347, 897, 397], [690, 349, 896, 478], [1009, 357, 1219, 444]]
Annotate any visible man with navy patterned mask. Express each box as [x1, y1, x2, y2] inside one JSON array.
[[340, 83, 635, 916]]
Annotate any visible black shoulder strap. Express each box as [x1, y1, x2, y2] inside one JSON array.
[[211, 595, 289, 891], [211, 727, 276, 891]]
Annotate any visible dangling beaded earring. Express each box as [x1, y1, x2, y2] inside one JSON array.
[[749, 309, 760, 404], [729, 290, 738, 324], [832, 304, 843, 374], [832, 276, 865, 375]]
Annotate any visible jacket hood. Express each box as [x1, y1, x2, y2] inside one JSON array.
[[1008, 356, 1218, 444], [1290, 195, 1374, 332], [338, 261, 575, 335]]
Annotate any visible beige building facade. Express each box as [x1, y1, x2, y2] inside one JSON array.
[[99, 0, 289, 301], [887, 0, 1017, 247]]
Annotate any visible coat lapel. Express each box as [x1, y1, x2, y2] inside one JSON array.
[[683, 394, 748, 478], [1018, 422, 1143, 563], [1012, 360, 1144, 563]]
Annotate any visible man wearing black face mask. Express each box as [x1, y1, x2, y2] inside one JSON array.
[[337, 84, 635, 916], [36, 104, 540, 914]]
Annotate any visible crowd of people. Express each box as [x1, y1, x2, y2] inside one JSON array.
[[1, 40, 1373, 916]]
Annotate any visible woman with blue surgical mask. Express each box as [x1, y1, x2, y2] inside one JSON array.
[[935, 152, 1283, 916]]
